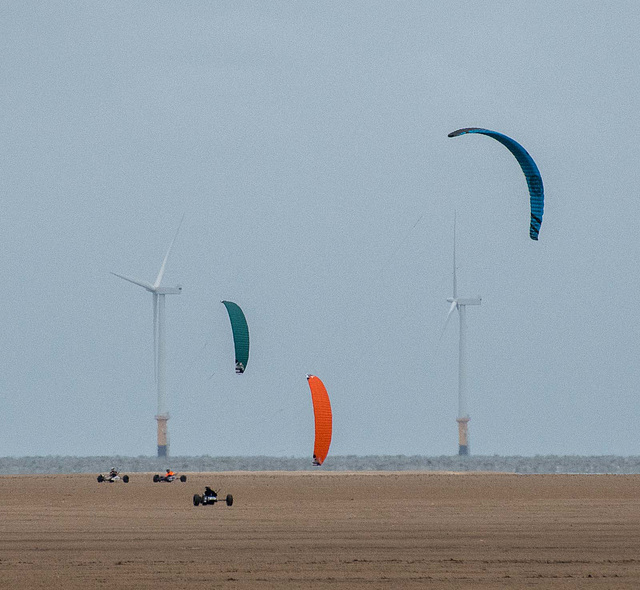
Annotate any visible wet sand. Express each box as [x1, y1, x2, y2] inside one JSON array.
[[1, 471, 639, 588]]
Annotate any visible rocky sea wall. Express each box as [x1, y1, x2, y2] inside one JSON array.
[[2, 455, 640, 475]]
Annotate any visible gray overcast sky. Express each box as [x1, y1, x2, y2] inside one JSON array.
[[1, 1, 639, 458]]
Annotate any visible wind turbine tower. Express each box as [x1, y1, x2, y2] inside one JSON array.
[[112, 218, 183, 458], [443, 216, 481, 455]]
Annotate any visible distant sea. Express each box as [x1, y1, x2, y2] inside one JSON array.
[[2, 455, 640, 475]]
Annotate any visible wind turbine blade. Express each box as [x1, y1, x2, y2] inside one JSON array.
[[154, 214, 185, 289], [452, 211, 457, 299], [111, 272, 155, 292], [153, 293, 158, 382], [439, 300, 458, 342]]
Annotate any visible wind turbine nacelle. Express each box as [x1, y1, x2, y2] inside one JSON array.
[[156, 285, 182, 295], [456, 297, 481, 306]]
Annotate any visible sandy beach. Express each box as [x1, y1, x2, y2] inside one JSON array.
[[1, 471, 639, 588]]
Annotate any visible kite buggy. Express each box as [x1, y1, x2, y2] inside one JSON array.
[[97, 468, 129, 483], [193, 486, 233, 507], [153, 469, 187, 483]]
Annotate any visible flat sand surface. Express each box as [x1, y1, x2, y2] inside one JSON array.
[[1, 471, 640, 589]]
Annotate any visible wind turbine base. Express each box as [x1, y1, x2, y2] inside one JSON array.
[[156, 415, 169, 458], [457, 417, 470, 456]]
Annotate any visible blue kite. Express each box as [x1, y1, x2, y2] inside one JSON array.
[[448, 128, 544, 240]]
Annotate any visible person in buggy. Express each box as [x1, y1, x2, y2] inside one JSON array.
[[193, 486, 232, 506], [97, 468, 128, 483]]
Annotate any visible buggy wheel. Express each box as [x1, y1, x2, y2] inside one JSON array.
[[193, 494, 201, 506], [122, 475, 129, 483], [153, 474, 160, 483], [180, 475, 187, 482], [226, 494, 233, 507], [97, 475, 104, 483]]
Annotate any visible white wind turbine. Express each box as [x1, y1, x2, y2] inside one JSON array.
[[441, 214, 481, 455], [112, 216, 184, 458]]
